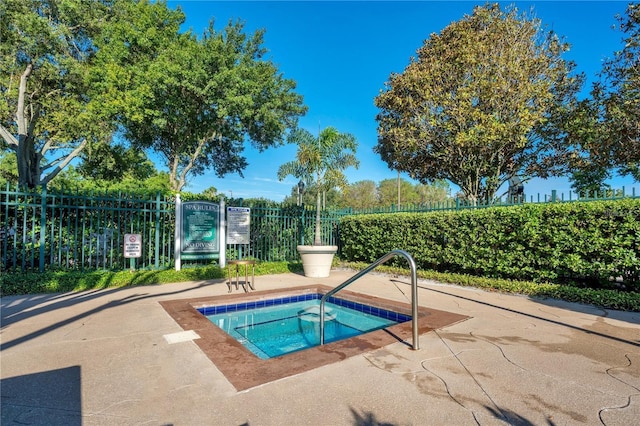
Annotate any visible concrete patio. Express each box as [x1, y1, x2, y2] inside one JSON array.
[[1, 269, 639, 425]]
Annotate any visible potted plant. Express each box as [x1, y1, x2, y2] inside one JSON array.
[[278, 127, 359, 277]]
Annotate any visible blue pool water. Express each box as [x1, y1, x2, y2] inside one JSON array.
[[198, 294, 411, 359]]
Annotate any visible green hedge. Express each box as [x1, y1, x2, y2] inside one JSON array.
[[339, 199, 640, 291]]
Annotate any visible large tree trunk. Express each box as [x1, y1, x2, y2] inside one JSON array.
[[15, 64, 39, 188]]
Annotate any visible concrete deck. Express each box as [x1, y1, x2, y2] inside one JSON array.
[[1, 270, 639, 425]]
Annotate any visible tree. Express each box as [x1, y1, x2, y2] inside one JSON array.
[[0, 151, 19, 188], [377, 178, 419, 206], [0, 0, 184, 189], [201, 186, 219, 199], [0, 0, 109, 188], [578, 4, 640, 181], [76, 141, 156, 183], [374, 3, 582, 204], [278, 127, 359, 245], [122, 20, 307, 192], [415, 180, 450, 204], [340, 180, 378, 209]]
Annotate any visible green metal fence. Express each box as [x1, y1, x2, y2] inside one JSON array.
[[228, 204, 340, 262], [1, 186, 176, 272], [0, 186, 342, 272], [331, 187, 638, 215], [1, 184, 638, 272]]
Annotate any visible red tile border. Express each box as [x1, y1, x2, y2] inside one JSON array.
[[159, 285, 468, 391]]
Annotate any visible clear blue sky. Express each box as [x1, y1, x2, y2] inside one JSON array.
[[165, 0, 638, 201]]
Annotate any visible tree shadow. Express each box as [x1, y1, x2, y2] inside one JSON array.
[[402, 281, 640, 348], [350, 407, 396, 426], [0, 279, 226, 351], [484, 405, 544, 426]]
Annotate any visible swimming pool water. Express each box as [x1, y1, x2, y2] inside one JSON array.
[[200, 295, 411, 359]]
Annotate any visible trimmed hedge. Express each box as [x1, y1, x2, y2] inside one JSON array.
[[339, 199, 640, 291]]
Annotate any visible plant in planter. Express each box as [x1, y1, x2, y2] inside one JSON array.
[[278, 127, 359, 277]]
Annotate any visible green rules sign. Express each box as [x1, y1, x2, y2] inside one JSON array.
[[180, 201, 219, 260]]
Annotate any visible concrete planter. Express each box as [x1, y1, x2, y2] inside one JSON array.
[[297, 245, 338, 278]]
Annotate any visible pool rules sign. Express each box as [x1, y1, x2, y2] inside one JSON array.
[[227, 207, 250, 245], [174, 195, 226, 271]]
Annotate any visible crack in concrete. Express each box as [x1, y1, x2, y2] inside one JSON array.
[[536, 307, 562, 319], [605, 354, 640, 392], [598, 394, 639, 425], [432, 330, 510, 424], [416, 365, 482, 425], [598, 354, 640, 425], [469, 331, 526, 370], [469, 332, 640, 424]]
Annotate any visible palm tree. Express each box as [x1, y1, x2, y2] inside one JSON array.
[[278, 127, 359, 245]]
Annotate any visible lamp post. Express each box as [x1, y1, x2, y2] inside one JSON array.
[[297, 180, 305, 206]]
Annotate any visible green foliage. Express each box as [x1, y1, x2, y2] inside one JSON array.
[[1, 0, 115, 188], [0, 151, 18, 187], [0, 0, 189, 189], [339, 180, 378, 209], [340, 199, 640, 291], [374, 3, 583, 204], [341, 261, 640, 311], [0, 261, 302, 296], [120, 19, 307, 192], [569, 163, 611, 195], [278, 127, 359, 245], [46, 166, 172, 196], [77, 142, 156, 182], [576, 4, 640, 179]]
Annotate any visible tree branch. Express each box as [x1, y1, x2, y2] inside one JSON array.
[[16, 64, 34, 136], [40, 138, 88, 186], [177, 137, 207, 191], [0, 125, 18, 147]]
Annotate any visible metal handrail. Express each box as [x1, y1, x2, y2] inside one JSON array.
[[319, 249, 419, 350]]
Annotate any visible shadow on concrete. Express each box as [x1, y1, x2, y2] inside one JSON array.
[[350, 407, 396, 426], [0, 279, 226, 351], [395, 280, 640, 348], [484, 405, 542, 426], [0, 366, 82, 426]]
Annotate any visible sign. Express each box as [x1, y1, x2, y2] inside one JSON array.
[[180, 201, 219, 260], [124, 234, 142, 258], [227, 207, 251, 244]]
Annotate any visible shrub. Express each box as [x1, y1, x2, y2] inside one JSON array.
[[339, 199, 640, 290]]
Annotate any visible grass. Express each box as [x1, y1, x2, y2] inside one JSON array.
[[1, 260, 638, 312], [340, 261, 640, 312], [0, 261, 302, 296]]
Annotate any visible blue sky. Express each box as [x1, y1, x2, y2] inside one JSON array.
[[165, 1, 638, 201]]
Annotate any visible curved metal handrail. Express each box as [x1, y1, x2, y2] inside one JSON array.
[[319, 249, 419, 350]]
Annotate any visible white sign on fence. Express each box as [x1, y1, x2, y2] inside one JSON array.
[[226, 207, 250, 245], [124, 233, 142, 258]]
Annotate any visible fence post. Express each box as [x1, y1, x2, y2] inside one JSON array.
[[174, 193, 181, 271], [300, 204, 305, 245], [39, 187, 47, 272], [154, 192, 161, 269]]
